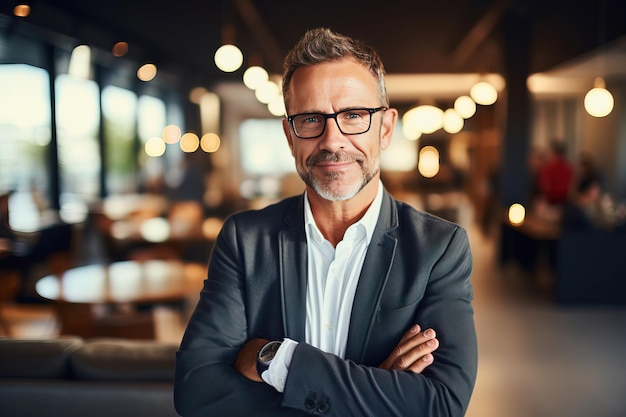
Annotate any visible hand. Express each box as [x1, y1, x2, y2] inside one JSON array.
[[233, 338, 268, 382], [379, 324, 439, 373]]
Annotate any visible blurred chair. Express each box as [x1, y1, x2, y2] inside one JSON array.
[[0, 269, 21, 335], [17, 222, 75, 302]]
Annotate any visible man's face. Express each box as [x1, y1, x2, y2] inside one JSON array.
[[282, 59, 396, 201]]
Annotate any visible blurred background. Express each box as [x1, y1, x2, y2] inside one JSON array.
[[1, 1, 625, 416]]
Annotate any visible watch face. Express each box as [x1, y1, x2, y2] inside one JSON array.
[[258, 340, 281, 362]]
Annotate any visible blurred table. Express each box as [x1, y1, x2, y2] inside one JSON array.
[[94, 197, 223, 262], [500, 214, 561, 273], [35, 260, 206, 338]]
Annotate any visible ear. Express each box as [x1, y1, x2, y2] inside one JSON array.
[[380, 108, 398, 151], [282, 118, 295, 155]]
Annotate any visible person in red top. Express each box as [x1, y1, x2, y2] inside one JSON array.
[[538, 139, 574, 205]]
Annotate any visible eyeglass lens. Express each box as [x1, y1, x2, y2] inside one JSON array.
[[292, 109, 375, 138]]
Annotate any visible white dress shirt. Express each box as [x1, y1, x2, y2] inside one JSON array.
[[262, 182, 383, 392]]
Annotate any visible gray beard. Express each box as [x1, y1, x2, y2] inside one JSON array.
[[298, 151, 379, 201]]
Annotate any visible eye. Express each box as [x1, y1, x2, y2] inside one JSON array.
[[340, 109, 367, 121], [301, 114, 323, 124]]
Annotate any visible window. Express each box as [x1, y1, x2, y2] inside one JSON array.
[[137, 95, 167, 192], [102, 85, 138, 193], [0, 64, 51, 231], [239, 119, 294, 176], [56, 74, 101, 201]]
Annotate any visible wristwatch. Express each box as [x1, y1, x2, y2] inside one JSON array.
[[256, 340, 282, 377]]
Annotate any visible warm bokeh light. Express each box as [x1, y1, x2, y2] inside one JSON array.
[[112, 41, 129, 57], [202, 217, 224, 240], [162, 124, 182, 144], [401, 121, 422, 141], [189, 86, 208, 104], [145, 137, 166, 156], [199, 92, 220, 138], [13, 4, 30, 17], [137, 63, 157, 81], [584, 78, 614, 117], [243, 66, 269, 90], [443, 108, 464, 134], [470, 81, 498, 105], [255, 80, 280, 104], [201, 133, 220, 153], [418, 146, 440, 178], [140, 217, 170, 242], [214, 44, 243, 72], [180, 132, 199, 153], [454, 95, 476, 118], [508, 203, 526, 225], [405, 105, 444, 134], [267, 97, 286, 116]]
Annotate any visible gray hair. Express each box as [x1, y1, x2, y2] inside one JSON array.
[[282, 28, 388, 108]]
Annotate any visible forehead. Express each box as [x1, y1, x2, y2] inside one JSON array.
[[286, 59, 379, 111]]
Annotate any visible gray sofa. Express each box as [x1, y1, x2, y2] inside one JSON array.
[[0, 336, 180, 417]]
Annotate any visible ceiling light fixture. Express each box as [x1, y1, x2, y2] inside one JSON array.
[[214, 44, 243, 72], [470, 81, 497, 105], [584, 77, 614, 117], [215, 23, 243, 73], [454, 95, 476, 118], [243, 66, 269, 90], [443, 109, 464, 134], [584, 0, 613, 118]]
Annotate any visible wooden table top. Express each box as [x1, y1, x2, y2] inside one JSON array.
[[35, 260, 206, 305]]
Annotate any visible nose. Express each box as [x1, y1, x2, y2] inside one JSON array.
[[317, 116, 347, 152]]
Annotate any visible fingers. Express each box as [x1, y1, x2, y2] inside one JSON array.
[[380, 325, 439, 373], [393, 328, 439, 372]]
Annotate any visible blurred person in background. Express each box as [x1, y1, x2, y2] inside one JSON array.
[[563, 176, 626, 232], [537, 139, 574, 207], [175, 28, 477, 417]]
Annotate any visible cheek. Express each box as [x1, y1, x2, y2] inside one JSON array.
[[291, 143, 314, 162]]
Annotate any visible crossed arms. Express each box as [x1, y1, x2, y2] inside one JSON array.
[[174, 210, 477, 417]]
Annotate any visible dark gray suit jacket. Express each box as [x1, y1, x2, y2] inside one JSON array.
[[175, 190, 477, 417]]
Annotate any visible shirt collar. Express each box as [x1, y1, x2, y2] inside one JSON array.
[[304, 180, 384, 246]]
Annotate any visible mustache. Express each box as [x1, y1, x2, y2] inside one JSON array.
[[306, 150, 364, 167]]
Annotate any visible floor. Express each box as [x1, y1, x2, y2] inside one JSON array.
[[465, 226, 626, 417], [2, 216, 626, 417]]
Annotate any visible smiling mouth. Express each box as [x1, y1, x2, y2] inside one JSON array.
[[316, 161, 353, 168], [307, 151, 362, 168]]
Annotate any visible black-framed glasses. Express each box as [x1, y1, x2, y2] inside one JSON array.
[[286, 107, 387, 139]]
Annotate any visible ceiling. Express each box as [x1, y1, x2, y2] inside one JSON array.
[[2, 0, 626, 101]]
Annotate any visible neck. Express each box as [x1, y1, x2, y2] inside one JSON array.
[[307, 179, 379, 247]]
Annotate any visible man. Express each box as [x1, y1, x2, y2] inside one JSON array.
[[175, 28, 477, 417]]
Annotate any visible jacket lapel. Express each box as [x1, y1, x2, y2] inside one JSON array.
[[345, 191, 398, 362], [279, 196, 307, 341]]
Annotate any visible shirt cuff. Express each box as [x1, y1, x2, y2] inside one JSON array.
[[261, 338, 298, 393]]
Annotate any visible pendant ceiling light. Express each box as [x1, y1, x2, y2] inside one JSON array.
[[470, 81, 497, 105], [584, 1, 613, 118], [584, 77, 614, 117], [214, 22, 243, 73]]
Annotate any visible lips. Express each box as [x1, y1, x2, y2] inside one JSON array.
[[307, 151, 362, 168]]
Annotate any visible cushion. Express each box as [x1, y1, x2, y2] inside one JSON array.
[[0, 337, 84, 378], [70, 338, 177, 382]]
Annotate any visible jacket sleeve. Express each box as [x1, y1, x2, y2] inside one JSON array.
[[281, 227, 477, 417], [173, 216, 305, 417]]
